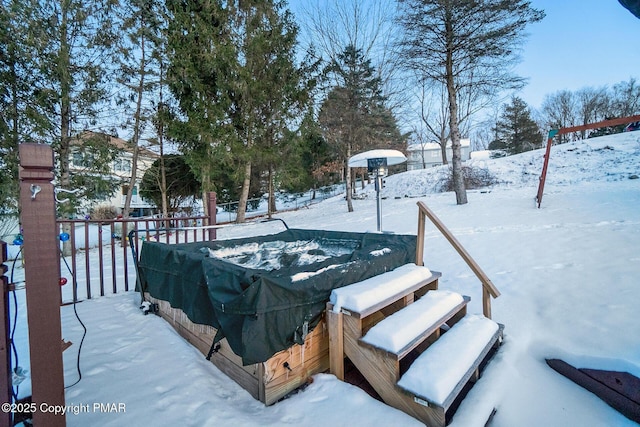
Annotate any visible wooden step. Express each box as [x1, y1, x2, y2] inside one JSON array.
[[360, 290, 469, 359], [397, 314, 503, 411], [330, 263, 441, 317]]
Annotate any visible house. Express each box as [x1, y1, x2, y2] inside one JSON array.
[[69, 131, 159, 216], [406, 138, 471, 170]]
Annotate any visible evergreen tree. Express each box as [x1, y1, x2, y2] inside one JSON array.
[[490, 97, 543, 155], [115, 0, 165, 218], [278, 108, 336, 196], [140, 155, 200, 212], [165, 0, 235, 212], [0, 1, 38, 216], [233, 1, 316, 218], [166, 0, 312, 222], [1, 0, 119, 237], [4, 0, 122, 219], [319, 44, 402, 212]]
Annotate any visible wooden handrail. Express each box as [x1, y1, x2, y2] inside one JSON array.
[[416, 201, 500, 319]]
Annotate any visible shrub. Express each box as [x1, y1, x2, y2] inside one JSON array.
[[90, 205, 118, 221], [437, 165, 499, 192]]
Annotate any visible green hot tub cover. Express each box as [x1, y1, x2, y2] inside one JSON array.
[[137, 228, 417, 365]]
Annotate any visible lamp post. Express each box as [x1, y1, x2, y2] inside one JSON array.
[[368, 158, 388, 232], [348, 150, 406, 232]]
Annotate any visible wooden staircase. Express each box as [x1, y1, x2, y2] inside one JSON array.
[[327, 263, 503, 426]]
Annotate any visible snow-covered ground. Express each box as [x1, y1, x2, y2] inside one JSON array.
[[9, 130, 640, 426]]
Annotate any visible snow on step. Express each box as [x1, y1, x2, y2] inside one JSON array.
[[361, 290, 464, 354], [397, 314, 499, 407], [330, 264, 433, 313]]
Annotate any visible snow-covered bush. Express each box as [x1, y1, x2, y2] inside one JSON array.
[[437, 165, 500, 192]]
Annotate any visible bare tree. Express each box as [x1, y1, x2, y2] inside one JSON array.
[[415, 80, 450, 165], [413, 72, 497, 166], [611, 77, 640, 117], [576, 86, 610, 139], [397, 0, 544, 204], [297, 0, 410, 124], [541, 90, 578, 143]]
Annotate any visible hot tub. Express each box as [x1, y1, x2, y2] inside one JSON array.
[[137, 228, 418, 403]]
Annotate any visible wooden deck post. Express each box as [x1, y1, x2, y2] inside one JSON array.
[[326, 304, 344, 380], [1, 241, 11, 427], [19, 144, 66, 427]]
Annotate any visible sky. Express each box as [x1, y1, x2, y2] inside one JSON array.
[[515, 0, 640, 109], [290, 0, 639, 114]]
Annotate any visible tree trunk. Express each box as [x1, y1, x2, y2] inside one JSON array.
[[200, 161, 211, 222], [123, 32, 146, 220], [236, 161, 252, 223], [345, 145, 354, 212], [447, 86, 467, 205], [445, 12, 467, 205], [123, 145, 140, 218], [59, 6, 72, 256], [268, 165, 276, 218], [160, 143, 168, 220], [439, 139, 448, 165]]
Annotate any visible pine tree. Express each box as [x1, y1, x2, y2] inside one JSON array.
[[278, 108, 335, 196], [140, 155, 200, 212], [166, 0, 312, 222], [116, 0, 165, 218], [10, 0, 121, 218], [0, 1, 40, 216], [1, 0, 119, 241], [319, 44, 402, 212], [491, 97, 543, 155], [165, 0, 236, 214]]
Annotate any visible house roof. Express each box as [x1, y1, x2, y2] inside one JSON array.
[[407, 138, 470, 152], [71, 131, 159, 159]]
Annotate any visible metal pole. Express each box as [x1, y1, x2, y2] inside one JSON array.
[[376, 173, 383, 232]]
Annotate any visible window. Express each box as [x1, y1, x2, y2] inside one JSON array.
[[113, 158, 131, 172], [71, 150, 94, 168], [121, 185, 139, 203], [72, 151, 84, 167]]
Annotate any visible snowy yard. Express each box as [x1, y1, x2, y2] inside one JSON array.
[[9, 131, 640, 426]]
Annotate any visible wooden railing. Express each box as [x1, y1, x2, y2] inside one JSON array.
[[416, 201, 500, 319], [57, 215, 212, 302]]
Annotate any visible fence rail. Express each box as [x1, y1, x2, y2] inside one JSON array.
[[43, 187, 345, 303], [57, 215, 212, 302]]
